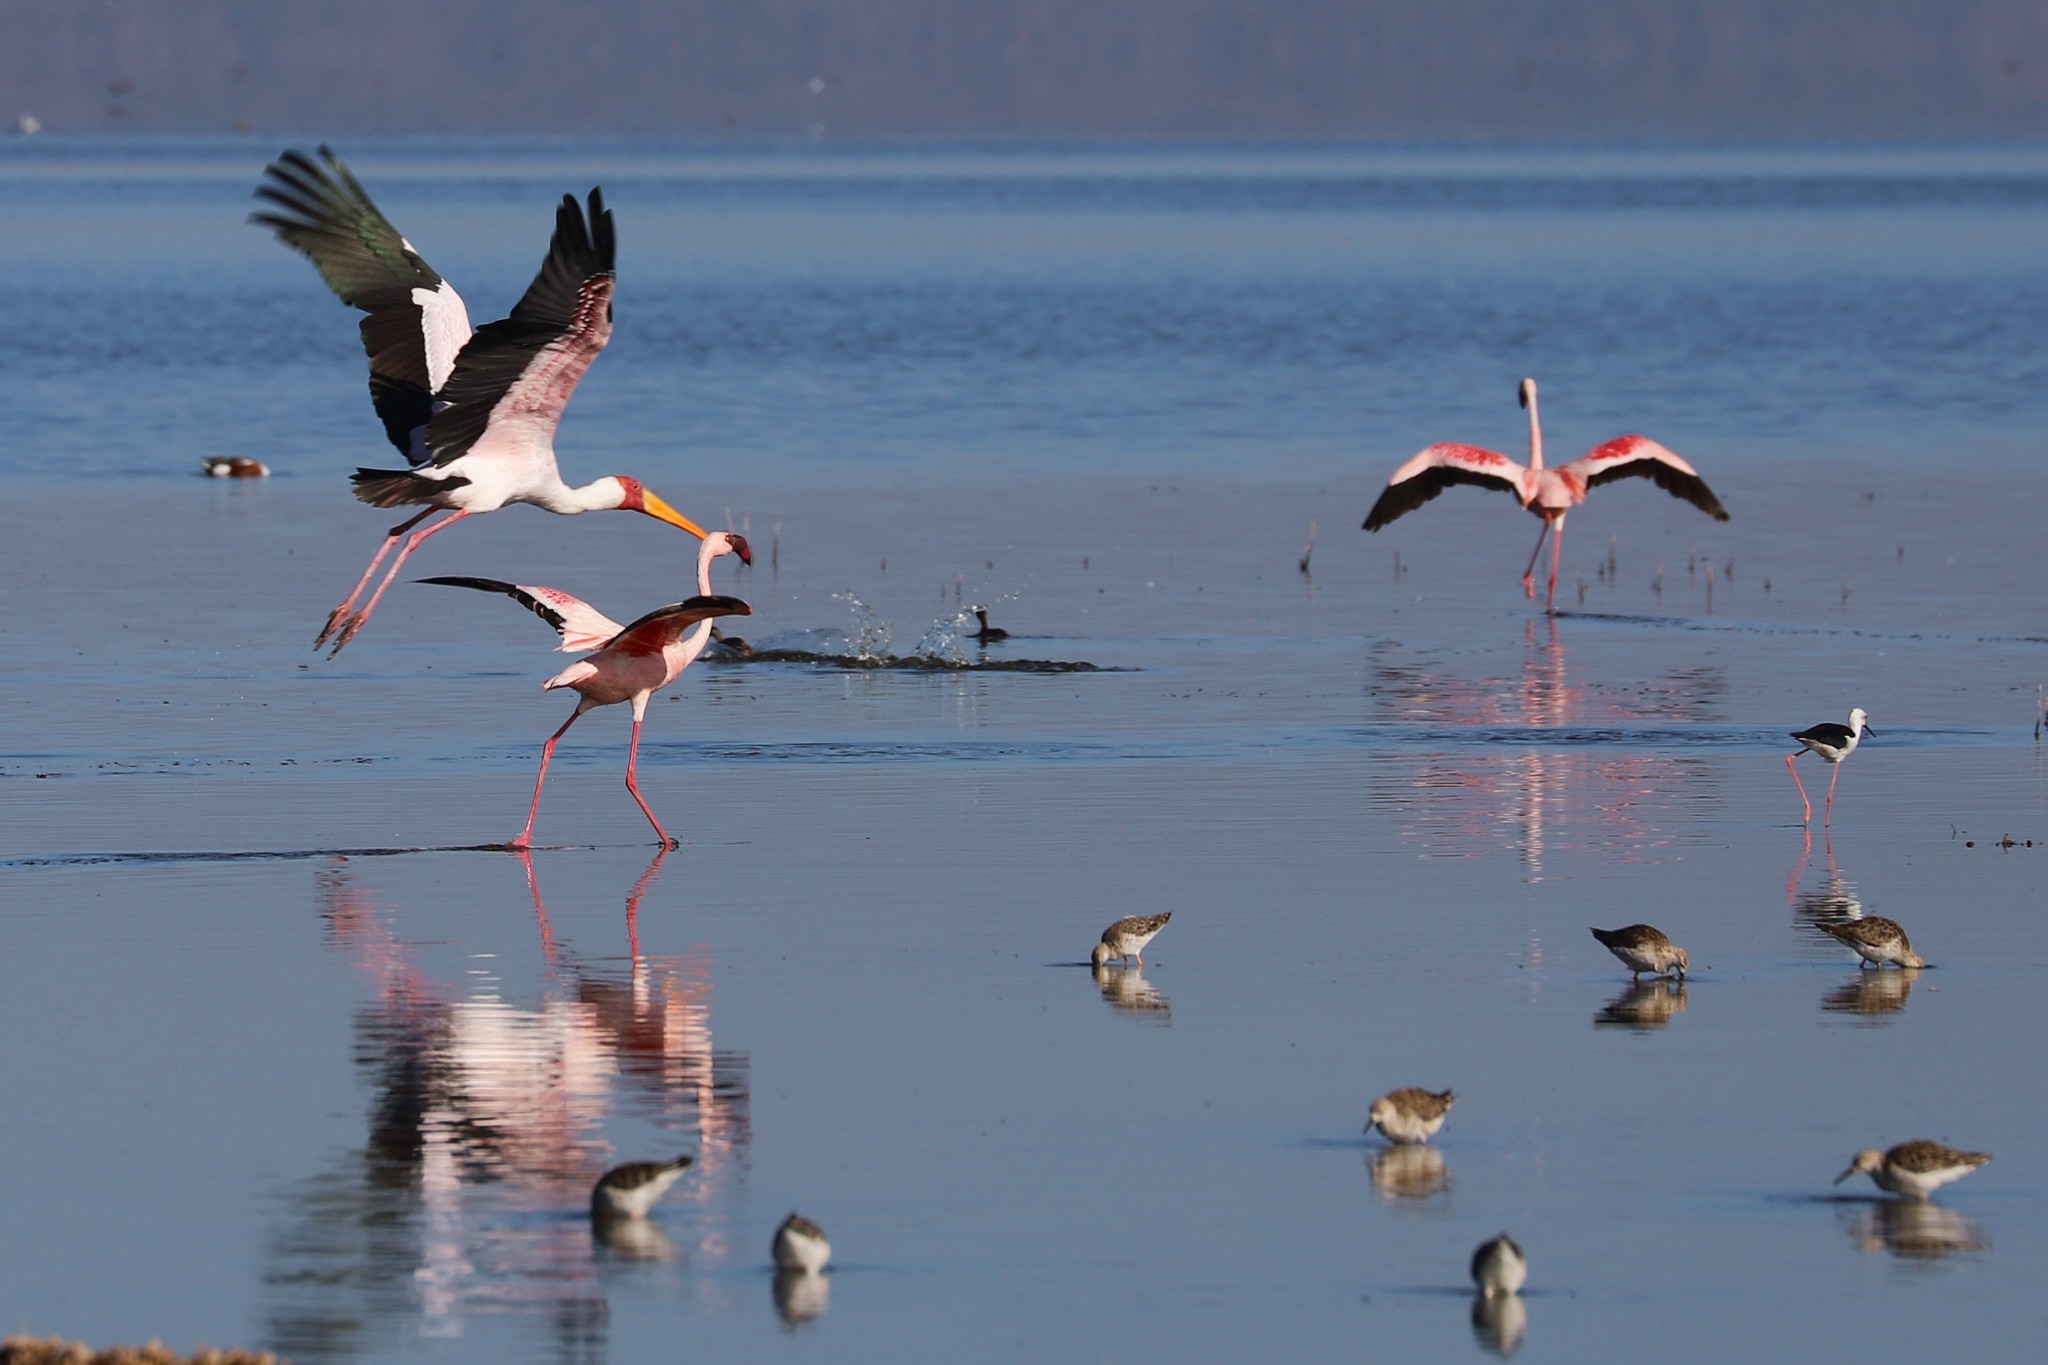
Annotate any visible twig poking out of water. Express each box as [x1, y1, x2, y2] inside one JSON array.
[[1897, 544, 1906, 562], [1576, 575, 1587, 605], [1704, 561, 1715, 614], [1605, 535, 1618, 582], [1687, 547, 1697, 577], [1082, 556, 1090, 571], [1724, 558, 1734, 580], [1393, 548, 1405, 581], [1299, 520, 1317, 576], [880, 558, 887, 573], [1652, 563, 1664, 602], [1763, 576, 1772, 593], [1841, 585, 1852, 609], [772, 519, 781, 574], [2035, 685, 2045, 741]]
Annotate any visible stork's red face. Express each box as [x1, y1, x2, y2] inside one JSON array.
[[613, 476, 708, 539]]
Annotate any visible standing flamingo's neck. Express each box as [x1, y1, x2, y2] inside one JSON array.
[[1522, 381, 1544, 472], [678, 534, 737, 665]]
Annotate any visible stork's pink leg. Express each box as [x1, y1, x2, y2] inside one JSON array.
[[316, 507, 436, 648], [1520, 519, 1551, 600], [1786, 753, 1812, 825], [622, 711, 674, 848], [509, 706, 584, 850], [1824, 762, 1842, 825], [327, 509, 474, 656]]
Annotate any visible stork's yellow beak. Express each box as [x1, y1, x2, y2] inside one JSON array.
[[639, 490, 707, 539]]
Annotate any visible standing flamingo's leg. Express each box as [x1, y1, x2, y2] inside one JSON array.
[[1520, 519, 1551, 600], [327, 509, 475, 655], [1786, 753, 1812, 825], [1824, 762, 1842, 825], [316, 507, 436, 648], [1545, 515, 1566, 614], [622, 696, 673, 848], [510, 704, 586, 851]]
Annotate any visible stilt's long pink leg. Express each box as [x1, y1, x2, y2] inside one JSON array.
[[1520, 519, 1551, 600], [509, 706, 585, 850], [1824, 763, 1842, 825], [1786, 753, 1812, 824], [328, 510, 474, 655], [316, 508, 437, 648], [622, 707, 673, 848]]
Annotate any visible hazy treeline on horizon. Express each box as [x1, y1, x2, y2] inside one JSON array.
[[4, 0, 2048, 139]]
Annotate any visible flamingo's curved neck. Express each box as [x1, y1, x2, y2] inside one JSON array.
[[677, 538, 726, 663], [1525, 390, 1544, 472]]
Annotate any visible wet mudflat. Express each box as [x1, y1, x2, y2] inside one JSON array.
[[2, 141, 2045, 1362]]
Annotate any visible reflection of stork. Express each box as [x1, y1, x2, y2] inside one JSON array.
[[1362, 378, 1729, 612]]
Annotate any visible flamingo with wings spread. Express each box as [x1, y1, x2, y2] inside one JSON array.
[[423, 532, 753, 849], [1363, 379, 1730, 612]]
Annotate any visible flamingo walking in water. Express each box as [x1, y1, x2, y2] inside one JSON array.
[[1786, 707, 1874, 826], [424, 532, 753, 849], [1362, 379, 1731, 612], [253, 147, 708, 654]]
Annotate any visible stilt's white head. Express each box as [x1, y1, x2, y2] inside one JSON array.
[[1848, 707, 1872, 736]]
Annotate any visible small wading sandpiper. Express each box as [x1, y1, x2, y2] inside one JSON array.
[[1590, 924, 1688, 982], [1470, 1233, 1527, 1297], [590, 1154, 693, 1219], [1820, 916, 1928, 969], [1366, 1087, 1457, 1145], [1835, 1140, 1990, 1201], [1092, 912, 1172, 969], [1786, 707, 1874, 826], [773, 1212, 832, 1273]]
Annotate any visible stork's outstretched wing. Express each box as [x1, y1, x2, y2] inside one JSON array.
[[419, 576, 626, 653], [426, 190, 616, 469], [1562, 436, 1730, 521], [252, 147, 473, 463], [1363, 444, 1528, 531]]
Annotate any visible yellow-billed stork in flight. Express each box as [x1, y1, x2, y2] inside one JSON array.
[[1362, 378, 1730, 613], [421, 531, 753, 850], [253, 147, 708, 655]]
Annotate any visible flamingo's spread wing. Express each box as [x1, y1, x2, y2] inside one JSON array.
[[418, 576, 625, 653], [252, 147, 473, 464], [1564, 436, 1730, 520], [605, 595, 753, 659], [427, 190, 616, 469], [1362, 444, 1526, 531]]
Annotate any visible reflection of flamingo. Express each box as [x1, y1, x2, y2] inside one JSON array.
[[253, 148, 709, 654], [426, 532, 752, 848], [1362, 378, 1730, 612], [1786, 708, 1874, 826]]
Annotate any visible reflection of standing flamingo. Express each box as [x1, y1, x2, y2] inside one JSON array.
[[1362, 378, 1730, 612], [253, 148, 709, 654], [1785, 708, 1874, 826], [426, 532, 752, 848]]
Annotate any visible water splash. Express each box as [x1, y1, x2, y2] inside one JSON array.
[[830, 591, 893, 661], [913, 608, 978, 664]]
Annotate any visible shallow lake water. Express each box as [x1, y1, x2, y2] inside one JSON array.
[[1, 140, 2045, 1362]]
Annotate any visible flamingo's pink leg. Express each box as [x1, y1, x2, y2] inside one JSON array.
[[1520, 519, 1552, 600], [1786, 753, 1812, 825], [1545, 515, 1566, 614], [327, 509, 474, 655], [510, 706, 585, 850], [622, 710, 674, 848], [316, 507, 436, 648]]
